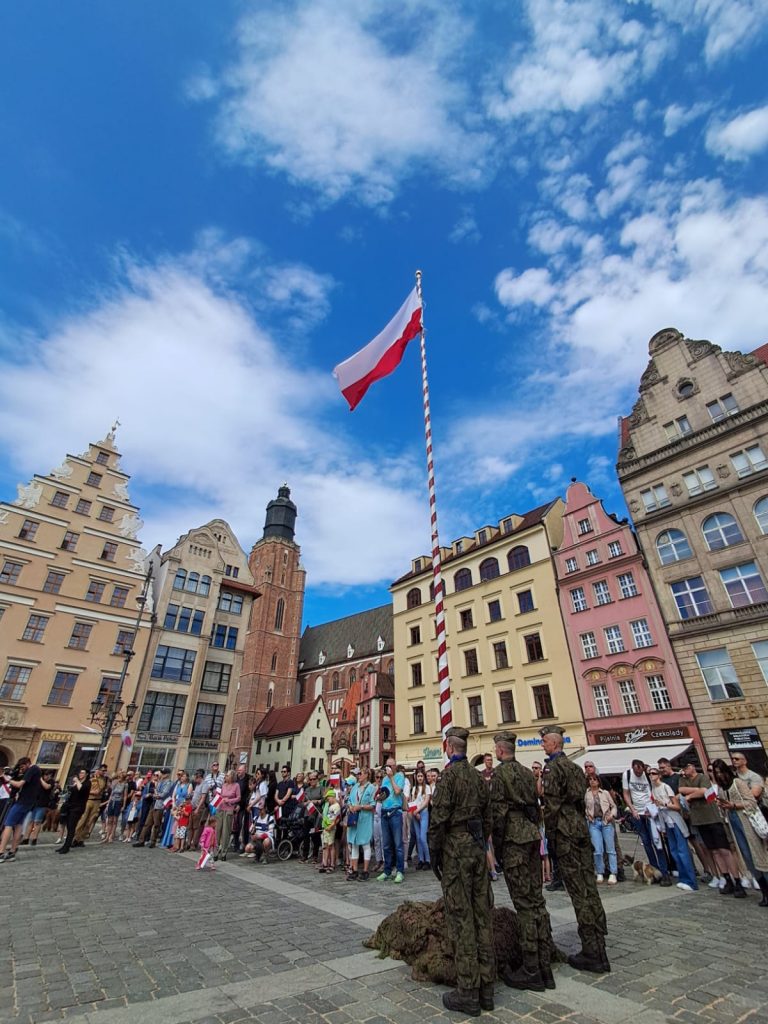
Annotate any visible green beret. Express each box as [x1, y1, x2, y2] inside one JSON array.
[[539, 725, 565, 738], [445, 726, 469, 742], [494, 731, 518, 745]]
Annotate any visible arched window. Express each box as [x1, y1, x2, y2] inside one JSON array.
[[199, 575, 211, 596], [755, 497, 768, 535], [173, 568, 186, 590], [270, 652, 277, 673], [185, 571, 200, 593], [266, 685, 274, 709], [454, 567, 472, 591], [365, 663, 374, 674], [351, 731, 357, 749], [479, 557, 500, 581], [332, 671, 340, 688], [407, 587, 422, 608], [508, 546, 530, 570], [702, 513, 744, 551], [274, 597, 285, 631], [350, 668, 357, 683], [656, 529, 692, 565], [314, 677, 323, 698]]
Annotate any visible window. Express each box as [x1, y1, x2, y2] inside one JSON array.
[[570, 587, 588, 612], [266, 687, 273, 709], [533, 684, 554, 719], [702, 512, 744, 552], [0, 665, 31, 701], [43, 571, 65, 594], [468, 695, 484, 727], [586, 549, 600, 565], [577, 518, 592, 535], [618, 679, 641, 714], [499, 689, 516, 722], [663, 415, 693, 441], [139, 691, 187, 733], [199, 575, 211, 596], [454, 568, 472, 592], [67, 622, 93, 650], [630, 618, 653, 648], [274, 598, 285, 631], [677, 380, 695, 398], [641, 484, 670, 512], [493, 641, 509, 669], [411, 663, 423, 687], [270, 652, 277, 672], [192, 702, 225, 740], [217, 591, 244, 614], [593, 684, 612, 717], [98, 675, 120, 704], [407, 587, 422, 608], [479, 557, 500, 581], [517, 590, 534, 614], [603, 625, 625, 654], [565, 557, 578, 573], [459, 608, 474, 630], [524, 633, 544, 662], [85, 580, 106, 603], [18, 519, 39, 541], [719, 562, 768, 608], [98, 506, 115, 523], [617, 572, 638, 599], [100, 542, 117, 562], [707, 393, 739, 422], [608, 541, 623, 558], [173, 569, 187, 590], [48, 671, 78, 707], [409, 625, 421, 645], [211, 624, 238, 649], [113, 630, 134, 655], [75, 498, 92, 515], [455, 540, 464, 555], [185, 572, 200, 593], [22, 614, 49, 642], [508, 545, 531, 570], [671, 577, 713, 619], [86, 471, 102, 487], [51, 490, 69, 509], [61, 531, 79, 552], [95, 451, 109, 465], [412, 705, 425, 734], [477, 529, 488, 544], [488, 599, 502, 622], [0, 561, 23, 585], [646, 674, 672, 711], [695, 648, 743, 701], [580, 632, 599, 659], [464, 649, 479, 675], [683, 466, 717, 496], [151, 645, 196, 682], [110, 586, 129, 608], [731, 444, 767, 478], [755, 497, 768, 535], [593, 580, 611, 606], [656, 529, 692, 565], [224, 564, 239, 578], [165, 605, 205, 635], [502, 518, 514, 534], [753, 640, 768, 684]]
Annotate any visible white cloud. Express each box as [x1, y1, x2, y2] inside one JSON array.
[[641, 0, 768, 62], [663, 101, 710, 136], [194, 0, 488, 205], [0, 235, 429, 588], [706, 104, 768, 161], [495, 267, 556, 307], [449, 207, 481, 244]]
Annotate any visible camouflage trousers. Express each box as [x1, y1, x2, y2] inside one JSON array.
[[441, 835, 495, 990], [501, 839, 553, 965], [550, 831, 607, 950]]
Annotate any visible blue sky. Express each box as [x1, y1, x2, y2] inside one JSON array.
[[1, 0, 767, 628]]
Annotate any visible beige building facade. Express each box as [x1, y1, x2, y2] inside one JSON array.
[[251, 697, 332, 776], [0, 430, 152, 779], [618, 329, 768, 770], [392, 500, 587, 769]]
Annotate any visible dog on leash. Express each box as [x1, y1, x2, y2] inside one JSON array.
[[622, 853, 662, 885]]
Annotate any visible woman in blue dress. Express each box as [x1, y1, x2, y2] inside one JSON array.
[[161, 770, 192, 848], [345, 766, 377, 881]]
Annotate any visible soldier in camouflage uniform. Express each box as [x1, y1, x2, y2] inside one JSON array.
[[428, 726, 495, 1017], [490, 731, 555, 991], [539, 725, 610, 974]]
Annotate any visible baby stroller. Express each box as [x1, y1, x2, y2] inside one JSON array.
[[275, 810, 305, 861]]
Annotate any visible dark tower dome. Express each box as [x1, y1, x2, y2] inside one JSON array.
[[263, 484, 297, 542]]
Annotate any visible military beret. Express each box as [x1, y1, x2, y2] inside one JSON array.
[[539, 725, 565, 738], [494, 730, 518, 745], [445, 726, 469, 742]]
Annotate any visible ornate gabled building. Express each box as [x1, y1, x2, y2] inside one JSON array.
[[0, 428, 152, 777], [230, 486, 306, 766], [252, 697, 331, 777], [618, 329, 768, 772]]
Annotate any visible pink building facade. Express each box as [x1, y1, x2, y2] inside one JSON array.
[[556, 480, 704, 774]]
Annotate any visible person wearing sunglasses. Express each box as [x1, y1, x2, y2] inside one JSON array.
[[648, 768, 698, 891]]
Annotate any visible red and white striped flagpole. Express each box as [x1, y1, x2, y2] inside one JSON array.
[[415, 270, 453, 752]]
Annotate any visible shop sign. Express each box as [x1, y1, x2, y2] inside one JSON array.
[[722, 701, 768, 722], [136, 732, 179, 745], [188, 739, 219, 751], [724, 727, 763, 750], [517, 735, 572, 747], [593, 725, 690, 746], [422, 746, 442, 759]]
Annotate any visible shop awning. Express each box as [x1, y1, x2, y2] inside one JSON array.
[[571, 739, 694, 776]]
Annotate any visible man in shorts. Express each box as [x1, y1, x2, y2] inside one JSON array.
[[679, 760, 745, 897], [0, 758, 49, 863]]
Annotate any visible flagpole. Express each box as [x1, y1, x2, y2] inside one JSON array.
[[414, 270, 453, 751]]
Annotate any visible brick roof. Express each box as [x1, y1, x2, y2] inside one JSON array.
[[299, 603, 392, 671], [254, 697, 323, 738]]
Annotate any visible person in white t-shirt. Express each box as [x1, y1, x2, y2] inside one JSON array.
[[648, 768, 698, 891], [623, 759, 671, 883]]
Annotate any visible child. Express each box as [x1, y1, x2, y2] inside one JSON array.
[[245, 807, 275, 863], [123, 791, 141, 843], [173, 797, 193, 853], [196, 819, 216, 870], [319, 788, 340, 874]]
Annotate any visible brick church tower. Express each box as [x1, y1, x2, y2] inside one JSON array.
[[230, 485, 306, 765]]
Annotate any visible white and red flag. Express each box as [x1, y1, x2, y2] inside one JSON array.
[[333, 287, 422, 411], [209, 789, 223, 809], [196, 849, 213, 870], [704, 784, 718, 803]]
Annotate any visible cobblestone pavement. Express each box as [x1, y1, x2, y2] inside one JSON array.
[[2, 834, 768, 1024]]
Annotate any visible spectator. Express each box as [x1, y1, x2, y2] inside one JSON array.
[[0, 758, 49, 862], [648, 767, 698, 892], [56, 770, 91, 855], [21, 768, 55, 847], [346, 766, 376, 880], [275, 765, 296, 819], [409, 768, 432, 871], [172, 795, 193, 853], [372, 768, 385, 872], [233, 763, 251, 853], [713, 759, 768, 905], [623, 759, 672, 885], [377, 757, 405, 884], [102, 770, 128, 844], [730, 753, 765, 803], [123, 788, 141, 843], [585, 776, 618, 884], [265, 771, 278, 814], [188, 770, 208, 849], [214, 770, 241, 861], [300, 770, 324, 864], [679, 760, 746, 898], [133, 769, 173, 848], [657, 758, 680, 793], [320, 788, 341, 873], [248, 805, 276, 863]]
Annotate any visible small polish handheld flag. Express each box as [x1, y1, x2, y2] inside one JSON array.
[[305, 801, 316, 815], [164, 796, 173, 810], [705, 785, 718, 803], [297, 789, 306, 804], [329, 772, 341, 789], [210, 789, 223, 809], [196, 849, 213, 870], [333, 286, 422, 411], [407, 801, 419, 814], [0, 783, 10, 801]]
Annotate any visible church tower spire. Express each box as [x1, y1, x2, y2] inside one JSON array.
[[263, 483, 297, 542]]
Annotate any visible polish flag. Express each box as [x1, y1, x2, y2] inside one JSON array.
[[704, 784, 718, 803], [210, 789, 223, 809], [333, 287, 422, 411], [196, 849, 213, 870], [164, 796, 173, 810], [329, 772, 341, 789], [407, 801, 419, 814], [297, 789, 306, 804]]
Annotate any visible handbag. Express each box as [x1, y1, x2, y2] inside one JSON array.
[[346, 811, 358, 828], [747, 807, 768, 839]]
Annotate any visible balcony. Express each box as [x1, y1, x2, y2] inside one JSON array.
[[668, 601, 768, 638]]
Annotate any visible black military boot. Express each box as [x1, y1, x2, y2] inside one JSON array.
[[568, 943, 610, 974], [479, 982, 495, 1011], [502, 956, 546, 992], [757, 876, 768, 907], [442, 988, 481, 1017], [539, 961, 556, 989]]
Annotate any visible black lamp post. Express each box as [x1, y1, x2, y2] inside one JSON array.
[[88, 563, 152, 770]]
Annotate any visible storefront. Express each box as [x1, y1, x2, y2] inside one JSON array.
[[572, 723, 700, 778]]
